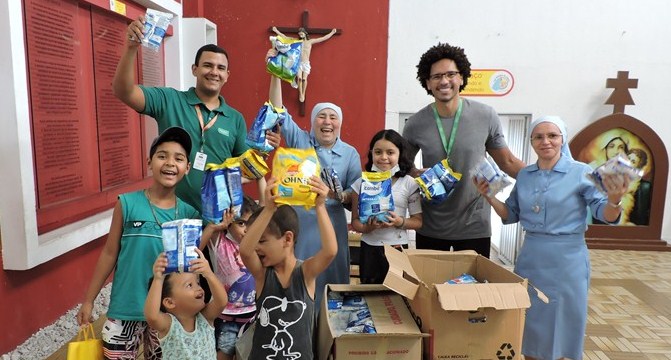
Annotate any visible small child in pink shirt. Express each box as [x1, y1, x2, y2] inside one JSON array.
[[202, 195, 260, 360]]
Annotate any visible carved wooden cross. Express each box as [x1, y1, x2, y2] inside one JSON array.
[[270, 10, 341, 116], [605, 71, 638, 114]]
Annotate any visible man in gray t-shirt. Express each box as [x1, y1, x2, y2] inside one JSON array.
[[403, 43, 525, 258]]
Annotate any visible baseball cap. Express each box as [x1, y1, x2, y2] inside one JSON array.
[[149, 127, 192, 158]]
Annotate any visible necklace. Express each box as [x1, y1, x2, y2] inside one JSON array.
[[145, 188, 179, 226]]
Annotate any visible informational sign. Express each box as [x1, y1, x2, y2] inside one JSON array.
[[92, 8, 144, 190], [23, 0, 159, 232], [461, 69, 514, 96], [25, 0, 101, 206]]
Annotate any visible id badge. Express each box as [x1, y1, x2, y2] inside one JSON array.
[[193, 151, 207, 171]]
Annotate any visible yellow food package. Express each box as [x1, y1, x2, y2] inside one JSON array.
[[272, 147, 321, 208], [239, 149, 269, 179]]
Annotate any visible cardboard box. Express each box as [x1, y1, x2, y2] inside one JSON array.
[[383, 246, 532, 360], [318, 284, 427, 360]]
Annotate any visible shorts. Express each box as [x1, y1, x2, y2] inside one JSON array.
[[215, 317, 253, 355], [101, 318, 161, 360]]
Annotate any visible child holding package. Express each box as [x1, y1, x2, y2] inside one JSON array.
[[77, 127, 206, 359], [240, 176, 336, 360], [351, 129, 423, 284], [145, 247, 228, 360], [199, 196, 261, 360]]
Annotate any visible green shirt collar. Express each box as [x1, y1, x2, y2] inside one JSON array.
[[185, 87, 230, 116]]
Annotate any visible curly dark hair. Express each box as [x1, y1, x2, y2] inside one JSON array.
[[364, 129, 414, 177], [416, 42, 471, 94]]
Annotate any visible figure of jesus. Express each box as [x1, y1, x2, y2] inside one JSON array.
[[272, 26, 337, 102]]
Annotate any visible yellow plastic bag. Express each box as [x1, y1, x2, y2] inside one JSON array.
[[272, 147, 321, 208], [67, 324, 103, 360]]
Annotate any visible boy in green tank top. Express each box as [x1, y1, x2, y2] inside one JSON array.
[[77, 127, 228, 359]]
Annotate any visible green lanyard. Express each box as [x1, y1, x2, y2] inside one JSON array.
[[431, 98, 463, 159]]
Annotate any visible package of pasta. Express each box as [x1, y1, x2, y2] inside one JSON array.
[[415, 159, 462, 204], [272, 147, 321, 208], [587, 155, 642, 194], [267, 36, 303, 83], [201, 163, 231, 224], [162, 219, 202, 273], [239, 149, 269, 180], [358, 171, 395, 223], [472, 156, 512, 196], [142, 9, 173, 51], [245, 102, 286, 153], [222, 157, 244, 219]]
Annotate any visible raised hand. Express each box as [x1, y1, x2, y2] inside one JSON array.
[[189, 248, 213, 276], [126, 16, 145, 46], [152, 252, 168, 279], [309, 175, 330, 207]]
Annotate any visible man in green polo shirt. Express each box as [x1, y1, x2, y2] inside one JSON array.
[[113, 17, 248, 211]]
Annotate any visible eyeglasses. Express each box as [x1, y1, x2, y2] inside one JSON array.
[[429, 71, 460, 82], [531, 133, 563, 143]]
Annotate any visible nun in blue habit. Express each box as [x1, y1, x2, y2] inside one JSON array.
[[475, 116, 628, 359], [279, 102, 362, 309]]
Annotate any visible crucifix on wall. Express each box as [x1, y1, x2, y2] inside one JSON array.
[[269, 10, 341, 115]]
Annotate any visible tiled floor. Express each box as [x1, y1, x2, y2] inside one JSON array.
[[350, 246, 671, 359], [584, 249, 671, 359]]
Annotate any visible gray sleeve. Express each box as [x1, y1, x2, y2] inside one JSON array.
[[485, 106, 507, 150]]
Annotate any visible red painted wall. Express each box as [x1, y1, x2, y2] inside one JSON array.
[[0, 238, 106, 353], [195, 0, 389, 164], [1, 0, 388, 354]]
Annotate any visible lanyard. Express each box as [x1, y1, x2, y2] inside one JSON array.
[[194, 105, 219, 151], [431, 98, 462, 159]]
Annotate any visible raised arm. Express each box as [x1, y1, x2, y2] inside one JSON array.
[[269, 71, 283, 108], [271, 26, 289, 39], [144, 253, 172, 337], [112, 16, 147, 112], [303, 176, 337, 285], [191, 248, 228, 324], [240, 178, 279, 290], [199, 210, 233, 250], [309, 28, 337, 45], [76, 201, 124, 326]]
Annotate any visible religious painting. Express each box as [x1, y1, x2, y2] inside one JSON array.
[[577, 127, 653, 226]]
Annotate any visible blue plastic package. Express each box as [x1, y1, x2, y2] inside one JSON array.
[[358, 171, 394, 223], [162, 219, 202, 273], [245, 102, 286, 153], [201, 164, 231, 224], [472, 156, 512, 196], [222, 158, 244, 219], [267, 36, 302, 83], [142, 9, 173, 51], [415, 159, 462, 204]]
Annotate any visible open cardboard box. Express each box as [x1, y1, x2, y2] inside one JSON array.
[[318, 284, 428, 360], [383, 246, 536, 360]]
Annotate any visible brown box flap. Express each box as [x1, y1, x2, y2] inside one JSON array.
[[382, 245, 421, 299], [434, 282, 531, 311]]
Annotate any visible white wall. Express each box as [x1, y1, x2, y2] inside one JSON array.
[[386, 0, 671, 243]]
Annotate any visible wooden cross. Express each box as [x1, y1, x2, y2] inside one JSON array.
[[270, 10, 341, 116], [605, 71, 638, 114]]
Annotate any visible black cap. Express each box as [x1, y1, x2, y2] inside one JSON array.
[[149, 127, 192, 158]]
